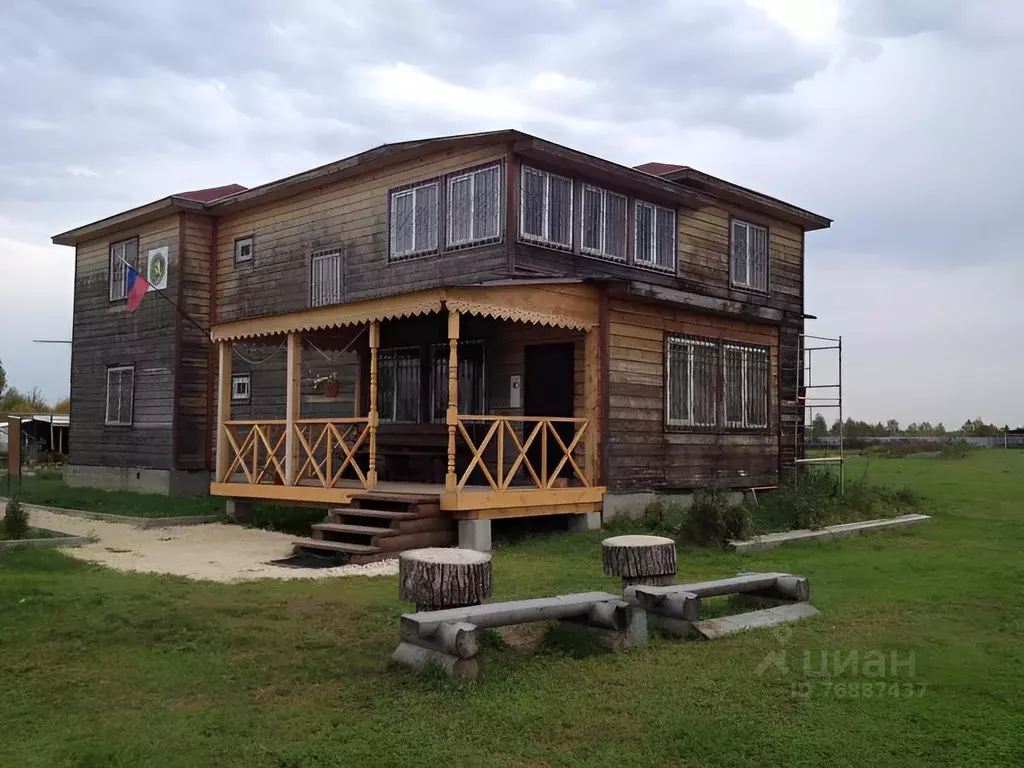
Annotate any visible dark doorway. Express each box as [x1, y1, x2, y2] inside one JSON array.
[[524, 342, 575, 482]]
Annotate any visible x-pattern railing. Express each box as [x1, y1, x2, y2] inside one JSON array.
[[294, 418, 371, 489], [220, 420, 288, 484], [456, 415, 590, 491]]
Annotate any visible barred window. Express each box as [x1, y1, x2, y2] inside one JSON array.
[[379, 348, 421, 423], [731, 220, 769, 292], [635, 201, 676, 272], [666, 337, 718, 427], [447, 165, 502, 248], [430, 340, 486, 422], [724, 344, 770, 428], [520, 166, 573, 248], [310, 248, 342, 307], [581, 184, 627, 262], [390, 182, 438, 260], [105, 366, 134, 426], [108, 237, 140, 301]]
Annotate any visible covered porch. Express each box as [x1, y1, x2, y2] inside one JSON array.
[[209, 283, 606, 520]]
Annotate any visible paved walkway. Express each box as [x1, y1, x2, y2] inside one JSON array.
[[8, 503, 398, 582]]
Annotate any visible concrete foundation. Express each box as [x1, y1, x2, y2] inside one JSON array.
[[457, 519, 492, 552], [602, 491, 745, 523], [65, 465, 212, 497], [226, 499, 255, 523], [568, 511, 602, 532]]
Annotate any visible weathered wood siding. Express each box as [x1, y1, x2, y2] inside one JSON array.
[[215, 146, 511, 323], [607, 297, 780, 491], [69, 216, 181, 469]]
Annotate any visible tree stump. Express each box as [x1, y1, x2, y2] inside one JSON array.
[[399, 548, 493, 612], [602, 535, 677, 588]]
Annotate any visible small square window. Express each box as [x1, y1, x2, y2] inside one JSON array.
[[235, 236, 254, 264], [231, 373, 251, 401]]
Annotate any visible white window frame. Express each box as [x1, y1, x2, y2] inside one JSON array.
[[730, 219, 769, 292], [634, 201, 676, 273], [580, 184, 628, 263], [665, 336, 718, 428], [446, 164, 502, 249], [105, 365, 135, 426], [519, 166, 574, 249], [108, 237, 139, 301], [310, 248, 342, 307], [723, 343, 770, 429], [234, 236, 253, 264], [389, 181, 439, 261], [230, 373, 251, 402]]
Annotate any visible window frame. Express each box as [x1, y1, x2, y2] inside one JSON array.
[[518, 165, 574, 250], [378, 346, 423, 423], [388, 180, 440, 262], [108, 236, 140, 302], [309, 247, 343, 307], [664, 334, 772, 433], [234, 235, 254, 265], [579, 183, 628, 263], [634, 201, 677, 273], [104, 365, 135, 426], [429, 339, 487, 422], [729, 218, 770, 293], [230, 373, 251, 403], [445, 162, 504, 251]]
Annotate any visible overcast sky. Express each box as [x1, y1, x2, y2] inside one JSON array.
[[1, 0, 1021, 428]]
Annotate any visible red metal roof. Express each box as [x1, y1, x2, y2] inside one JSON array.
[[633, 162, 690, 177], [175, 184, 248, 203]]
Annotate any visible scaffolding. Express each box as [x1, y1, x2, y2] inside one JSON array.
[[794, 333, 844, 490]]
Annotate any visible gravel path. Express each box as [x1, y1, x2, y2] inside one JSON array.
[[10, 503, 399, 582]]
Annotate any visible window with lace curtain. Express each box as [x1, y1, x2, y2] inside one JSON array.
[[731, 219, 769, 292]]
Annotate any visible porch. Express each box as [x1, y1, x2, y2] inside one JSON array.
[[209, 284, 606, 524]]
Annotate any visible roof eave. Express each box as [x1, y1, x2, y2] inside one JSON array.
[[51, 196, 205, 246]]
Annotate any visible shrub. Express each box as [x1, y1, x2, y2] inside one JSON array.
[[679, 489, 752, 548], [3, 497, 29, 540], [938, 440, 972, 460]]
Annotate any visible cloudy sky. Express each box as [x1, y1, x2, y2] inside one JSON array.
[[1, 0, 1021, 428]]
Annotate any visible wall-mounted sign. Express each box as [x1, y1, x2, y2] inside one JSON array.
[[147, 246, 169, 290], [509, 374, 521, 409]]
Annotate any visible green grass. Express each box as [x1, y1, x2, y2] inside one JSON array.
[[1, 452, 1022, 767], [1, 472, 224, 519]]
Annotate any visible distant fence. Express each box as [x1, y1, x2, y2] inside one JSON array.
[[807, 435, 1024, 449]]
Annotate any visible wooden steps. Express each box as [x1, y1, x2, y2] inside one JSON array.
[[292, 491, 452, 564]]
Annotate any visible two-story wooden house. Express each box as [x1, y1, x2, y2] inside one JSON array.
[[53, 129, 830, 555]]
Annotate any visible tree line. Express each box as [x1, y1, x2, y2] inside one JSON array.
[[809, 415, 1017, 439], [0, 359, 70, 416]]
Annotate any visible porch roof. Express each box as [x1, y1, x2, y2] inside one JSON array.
[[209, 282, 599, 342]]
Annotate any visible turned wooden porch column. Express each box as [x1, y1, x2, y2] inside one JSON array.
[[214, 340, 232, 482], [445, 309, 461, 491], [284, 332, 301, 485], [367, 319, 380, 488]]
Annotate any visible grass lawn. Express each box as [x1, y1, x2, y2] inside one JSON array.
[[1, 472, 225, 518], [1, 452, 1022, 767]]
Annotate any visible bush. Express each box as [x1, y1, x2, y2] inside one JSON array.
[[679, 488, 752, 548], [938, 440, 972, 460], [3, 497, 29, 540]]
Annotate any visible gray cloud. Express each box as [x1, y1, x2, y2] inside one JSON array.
[[0, 0, 1021, 426]]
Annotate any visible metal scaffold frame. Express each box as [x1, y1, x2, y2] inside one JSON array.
[[794, 333, 844, 491]]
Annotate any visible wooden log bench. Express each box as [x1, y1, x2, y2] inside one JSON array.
[[393, 592, 631, 680], [623, 572, 816, 641]]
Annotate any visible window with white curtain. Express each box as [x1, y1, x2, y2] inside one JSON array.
[[310, 248, 342, 307], [390, 182, 439, 260], [519, 166, 573, 248], [108, 237, 140, 301], [731, 220, 769, 292], [105, 366, 135, 425], [580, 184, 627, 262], [723, 343, 770, 428], [447, 165, 502, 248], [635, 201, 676, 272]]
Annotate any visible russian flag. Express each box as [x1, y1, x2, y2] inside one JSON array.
[[125, 262, 150, 312]]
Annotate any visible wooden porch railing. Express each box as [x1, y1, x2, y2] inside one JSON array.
[[293, 418, 372, 489], [219, 420, 288, 485], [455, 415, 591, 492]]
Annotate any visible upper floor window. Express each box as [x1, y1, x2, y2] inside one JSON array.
[[235, 236, 254, 264], [310, 248, 342, 307], [581, 185, 627, 262], [108, 237, 140, 301], [390, 182, 438, 260], [731, 220, 769, 292], [635, 202, 676, 272], [105, 365, 135, 426], [447, 165, 502, 249], [520, 167, 573, 249]]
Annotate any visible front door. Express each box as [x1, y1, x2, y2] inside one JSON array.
[[524, 342, 575, 482]]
